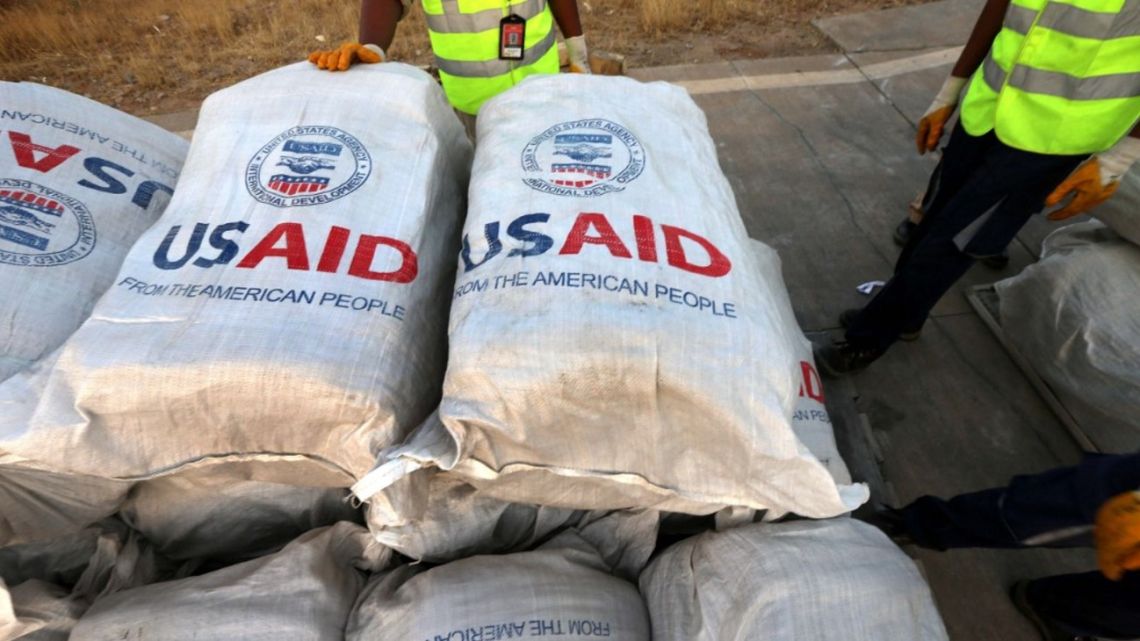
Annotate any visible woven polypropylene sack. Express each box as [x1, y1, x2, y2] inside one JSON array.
[[119, 464, 362, 561], [70, 522, 386, 641], [355, 75, 865, 520], [0, 82, 187, 382], [0, 63, 470, 497], [347, 530, 650, 641], [995, 221, 1140, 452], [1092, 164, 1140, 246], [640, 519, 949, 641]]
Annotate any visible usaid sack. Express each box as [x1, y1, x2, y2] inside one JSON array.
[[70, 522, 386, 641], [640, 519, 949, 641], [0, 82, 187, 381], [347, 530, 650, 641], [995, 221, 1140, 452], [119, 464, 363, 562], [355, 74, 864, 519], [0, 63, 471, 488]]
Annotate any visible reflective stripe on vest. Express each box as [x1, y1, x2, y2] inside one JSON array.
[[959, 0, 1140, 154], [423, 0, 558, 114]]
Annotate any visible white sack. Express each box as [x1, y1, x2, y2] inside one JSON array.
[[0, 520, 175, 641], [120, 464, 362, 561], [1092, 163, 1140, 246], [640, 519, 949, 641], [0, 63, 470, 497], [0, 82, 187, 381], [347, 530, 650, 641], [995, 221, 1140, 452], [70, 522, 386, 641], [355, 74, 864, 520]]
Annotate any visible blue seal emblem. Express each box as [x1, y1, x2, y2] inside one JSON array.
[[0, 178, 95, 267], [246, 126, 372, 207], [521, 119, 645, 197]]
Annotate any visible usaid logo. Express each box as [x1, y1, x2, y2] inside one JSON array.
[[245, 126, 371, 207], [0, 178, 95, 267], [521, 119, 645, 197]]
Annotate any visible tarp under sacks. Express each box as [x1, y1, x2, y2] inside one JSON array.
[[354, 74, 867, 521], [995, 221, 1140, 452], [347, 528, 651, 641], [0, 62, 471, 544], [0, 82, 187, 382], [640, 519, 949, 641], [69, 522, 386, 641]]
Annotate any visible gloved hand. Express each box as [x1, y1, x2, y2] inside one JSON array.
[[1046, 136, 1140, 220], [1096, 490, 1140, 581], [916, 76, 968, 155], [565, 35, 591, 74], [308, 42, 385, 72]]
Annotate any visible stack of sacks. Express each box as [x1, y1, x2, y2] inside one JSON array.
[[348, 524, 652, 641], [0, 82, 188, 381], [640, 519, 950, 640], [1, 519, 179, 640], [0, 62, 471, 548], [354, 74, 868, 521], [68, 522, 386, 640], [995, 221, 1140, 452]]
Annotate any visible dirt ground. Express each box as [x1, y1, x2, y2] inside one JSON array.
[[0, 0, 928, 117]]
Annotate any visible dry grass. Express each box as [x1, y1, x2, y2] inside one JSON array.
[[0, 0, 926, 115]]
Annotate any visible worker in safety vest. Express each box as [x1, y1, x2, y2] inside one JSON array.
[[308, 0, 589, 119], [815, 0, 1140, 375], [864, 453, 1140, 641]]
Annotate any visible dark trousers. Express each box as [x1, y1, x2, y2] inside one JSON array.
[[900, 453, 1140, 639], [845, 124, 1087, 351]]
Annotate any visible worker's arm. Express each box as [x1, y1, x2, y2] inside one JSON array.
[[309, 0, 404, 71], [360, 0, 405, 52], [548, 0, 584, 38], [915, 0, 1010, 153], [951, 0, 1011, 78]]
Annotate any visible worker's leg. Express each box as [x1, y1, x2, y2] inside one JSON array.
[[1023, 570, 1140, 639], [897, 453, 1140, 550], [844, 139, 1085, 352]]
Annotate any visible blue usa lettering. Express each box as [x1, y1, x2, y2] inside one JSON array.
[[1, 130, 175, 211]]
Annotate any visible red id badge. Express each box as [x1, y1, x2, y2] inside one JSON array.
[[499, 14, 526, 60]]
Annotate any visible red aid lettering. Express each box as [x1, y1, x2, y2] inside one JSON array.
[[632, 215, 657, 263], [8, 132, 81, 173], [316, 226, 351, 273], [662, 225, 731, 277], [799, 361, 825, 403], [236, 223, 310, 270], [349, 235, 418, 283], [559, 213, 632, 258]]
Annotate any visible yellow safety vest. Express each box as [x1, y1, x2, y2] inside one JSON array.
[[422, 0, 560, 115], [960, 0, 1140, 155]]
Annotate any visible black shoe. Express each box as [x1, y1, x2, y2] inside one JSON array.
[[1009, 581, 1096, 641], [813, 340, 884, 377], [893, 219, 916, 247], [857, 508, 914, 546], [839, 309, 922, 342], [979, 248, 1011, 270]]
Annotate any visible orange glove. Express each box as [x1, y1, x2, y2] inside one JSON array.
[[308, 42, 385, 72], [1046, 137, 1140, 220], [916, 76, 967, 155], [1096, 490, 1140, 581]]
